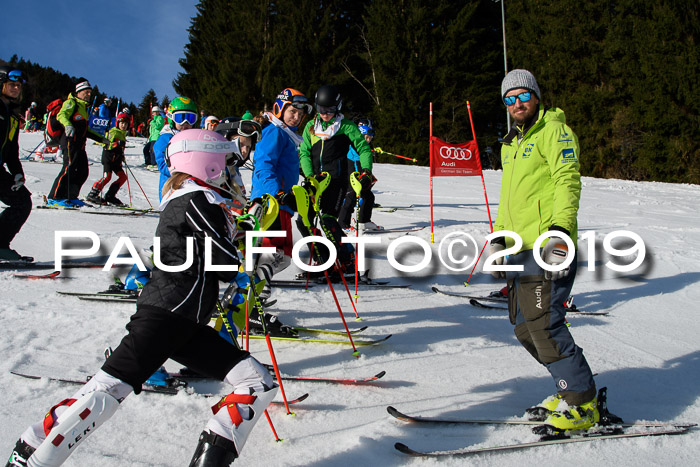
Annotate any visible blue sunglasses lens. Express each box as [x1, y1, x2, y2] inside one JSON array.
[[504, 92, 531, 106], [172, 112, 197, 125], [8, 70, 26, 83]]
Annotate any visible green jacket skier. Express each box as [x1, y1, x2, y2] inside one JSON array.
[[490, 69, 597, 434]]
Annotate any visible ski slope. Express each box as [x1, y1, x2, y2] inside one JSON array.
[[1, 131, 698, 466]]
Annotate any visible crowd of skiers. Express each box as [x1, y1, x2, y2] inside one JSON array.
[[3, 68, 388, 465], [4, 65, 598, 466]]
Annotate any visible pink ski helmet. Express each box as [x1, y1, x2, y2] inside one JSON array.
[[165, 129, 237, 188]]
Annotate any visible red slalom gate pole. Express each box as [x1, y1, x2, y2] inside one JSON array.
[[264, 410, 282, 442], [264, 335, 293, 415], [335, 261, 361, 320], [465, 238, 489, 286], [323, 270, 360, 357]]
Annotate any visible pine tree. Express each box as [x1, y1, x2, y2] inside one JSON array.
[[138, 89, 158, 127], [361, 0, 502, 165]]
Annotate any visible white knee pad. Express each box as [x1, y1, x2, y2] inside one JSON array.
[[21, 371, 132, 454], [223, 356, 275, 392], [71, 369, 134, 403], [206, 357, 278, 454], [27, 391, 120, 467]]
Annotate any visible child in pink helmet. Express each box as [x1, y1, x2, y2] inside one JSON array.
[[8, 129, 278, 466]]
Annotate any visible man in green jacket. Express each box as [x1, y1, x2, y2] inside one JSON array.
[[489, 69, 597, 432], [47, 78, 105, 206], [298, 84, 373, 273]]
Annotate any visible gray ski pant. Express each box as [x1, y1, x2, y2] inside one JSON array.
[[506, 249, 596, 406]]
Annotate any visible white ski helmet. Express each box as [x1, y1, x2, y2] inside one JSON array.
[[165, 129, 238, 188]]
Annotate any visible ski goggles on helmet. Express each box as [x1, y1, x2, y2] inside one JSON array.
[[359, 125, 375, 136], [165, 137, 238, 166], [316, 105, 338, 115], [289, 96, 313, 114], [237, 119, 262, 139], [503, 91, 532, 106], [6, 70, 27, 83], [216, 119, 262, 143], [171, 111, 198, 125]]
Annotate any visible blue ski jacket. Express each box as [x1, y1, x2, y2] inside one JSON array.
[[250, 123, 300, 214]]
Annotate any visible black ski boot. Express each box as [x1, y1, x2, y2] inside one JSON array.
[[104, 184, 126, 207], [189, 430, 238, 466], [86, 186, 104, 204], [6, 439, 35, 467], [249, 312, 295, 337]]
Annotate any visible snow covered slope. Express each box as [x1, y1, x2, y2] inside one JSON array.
[[1, 131, 698, 466]]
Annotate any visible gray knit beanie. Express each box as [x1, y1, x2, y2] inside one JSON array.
[[501, 69, 540, 100]]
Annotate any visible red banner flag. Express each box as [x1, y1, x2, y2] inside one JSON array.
[[430, 137, 481, 177]]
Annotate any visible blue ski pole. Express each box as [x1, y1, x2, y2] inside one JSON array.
[[24, 140, 45, 160]]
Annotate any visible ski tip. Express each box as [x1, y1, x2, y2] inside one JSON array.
[[431, 286, 439, 293], [394, 442, 421, 456], [358, 325, 369, 332], [374, 370, 387, 380], [387, 406, 411, 421]]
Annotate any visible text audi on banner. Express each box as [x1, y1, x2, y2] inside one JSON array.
[[429, 137, 481, 177]]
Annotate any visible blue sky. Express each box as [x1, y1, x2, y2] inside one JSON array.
[[2, 0, 199, 105]]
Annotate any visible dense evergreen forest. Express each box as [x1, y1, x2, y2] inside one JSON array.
[[174, 0, 700, 184], [4, 0, 699, 183]]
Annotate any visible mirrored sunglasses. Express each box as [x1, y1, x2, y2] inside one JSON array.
[[503, 92, 532, 106], [172, 111, 198, 125]]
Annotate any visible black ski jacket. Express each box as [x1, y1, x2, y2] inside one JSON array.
[[137, 190, 241, 323], [0, 99, 23, 178]]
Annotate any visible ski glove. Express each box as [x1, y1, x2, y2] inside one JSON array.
[[488, 239, 506, 279], [541, 239, 571, 281], [359, 170, 375, 190], [11, 174, 25, 191], [236, 216, 257, 233], [65, 125, 75, 139], [276, 190, 297, 212], [246, 198, 264, 223], [301, 179, 316, 195]]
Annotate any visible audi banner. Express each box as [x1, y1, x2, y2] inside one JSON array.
[[430, 137, 482, 177]]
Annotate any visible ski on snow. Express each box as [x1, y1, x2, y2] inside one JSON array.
[[432, 286, 506, 302], [13, 270, 61, 279], [0, 255, 126, 271], [376, 204, 416, 213], [289, 270, 411, 288], [362, 226, 425, 234], [386, 405, 695, 429], [9, 370, 307, 405], [176, 365, 386, 385], [248, 333, 392, 347], [388, 388, 696, 458], [393, 426, 691, 458]]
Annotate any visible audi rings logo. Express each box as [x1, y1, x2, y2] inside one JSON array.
[[439, 146, 472, 160], [92, 118, 109, 127]]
